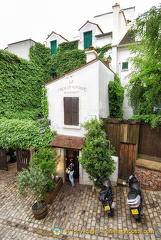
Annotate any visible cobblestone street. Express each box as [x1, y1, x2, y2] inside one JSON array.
[[0, 162, 161, 240]]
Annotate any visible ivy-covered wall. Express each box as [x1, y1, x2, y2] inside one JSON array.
[[0, 43, 51, 120]]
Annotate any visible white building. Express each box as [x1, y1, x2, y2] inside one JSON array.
[[6, 39, 36, 60], [46, 3, 136, 119], [45, 49, 118, 185]]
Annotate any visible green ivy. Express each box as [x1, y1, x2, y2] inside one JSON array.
[[56, 41, 78, 51], [95, 44, 111, 60], [0, 119, 56, 149], [50, 48, 86, 77], [0, 43, 51, 120], [108, 74, 124, 118]]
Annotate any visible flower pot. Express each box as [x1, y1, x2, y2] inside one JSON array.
[[32, 200, 47, 220], [45, 177, 63, 204]]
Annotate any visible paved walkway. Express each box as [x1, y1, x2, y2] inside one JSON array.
[[0, 162, 161, 240]]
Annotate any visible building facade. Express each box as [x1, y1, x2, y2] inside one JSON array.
[[45, 49, 118, 184], [45, 3, 136, 119]]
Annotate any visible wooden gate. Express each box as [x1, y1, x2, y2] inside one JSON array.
[[0, 148, 8, 171], [119, 143, 136, 179], [16, 149, 30, 171]]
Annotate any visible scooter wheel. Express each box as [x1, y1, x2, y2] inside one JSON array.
[[108, 210, 114, 217], [136, 217, 141, 222]]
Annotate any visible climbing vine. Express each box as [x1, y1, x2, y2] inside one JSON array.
[[95, 44, 111, 60], [0, 43, 51, 120], [50, 44, 86, 77], [108, 74, 124, 118]]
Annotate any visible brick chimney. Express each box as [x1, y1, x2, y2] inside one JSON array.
[[85, 46, 97, 63]]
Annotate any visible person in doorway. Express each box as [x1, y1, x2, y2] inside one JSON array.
[[68, 159, 75, 187]]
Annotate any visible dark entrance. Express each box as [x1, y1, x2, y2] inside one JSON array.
[[0, 148, 8, 170], [16, 149, 30, 171], [65, 149, 79, 182]]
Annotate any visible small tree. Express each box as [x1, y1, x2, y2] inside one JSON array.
[[109, 74, 124, 118], [29, 148, 58, 193], [79, 119, 115, 182], [17, 166, 49, 207]]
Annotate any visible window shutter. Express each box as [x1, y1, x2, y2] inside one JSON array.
[[122, 62, 128, 70], [64, 98, 72, 125], [72, 98, 79, 126], [64, 97, 79, 125], [50, 40, 57, 55], [84, 31, 92, 49]]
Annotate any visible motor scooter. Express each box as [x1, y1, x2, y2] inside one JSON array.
[[124, 173, 144, 222], [97, 176, 115, 217]]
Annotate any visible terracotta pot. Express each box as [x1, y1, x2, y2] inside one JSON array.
[[32, 200, 47, 220], [45, 177, 63, 204]]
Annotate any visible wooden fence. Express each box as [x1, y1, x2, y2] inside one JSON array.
[[138, 122, 161, 161], [103, 119, 161, 178]]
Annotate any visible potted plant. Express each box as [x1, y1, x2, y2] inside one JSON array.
[[17, 166, 49, 219], [30, 148, 63, 204]]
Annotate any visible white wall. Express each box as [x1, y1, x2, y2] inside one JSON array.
[[46, 59, 114, 136], [46, 61, 100, 137], [94, 12, 113, 33], [78, 22, 103, 50], [98, 61, 114, 118], [46, 32, 68, 48], [117, 46, 134, 119], [79, 155, 119, 185], [7, 39, 35, 60]]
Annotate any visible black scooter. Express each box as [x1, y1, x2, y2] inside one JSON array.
[[124, 173, 144, 222], [97, 176, 115, 217]]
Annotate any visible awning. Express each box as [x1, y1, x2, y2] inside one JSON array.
[[50, 135, 85, 150]]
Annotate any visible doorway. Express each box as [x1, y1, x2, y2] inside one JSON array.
[[119, 143, 136, 179], [65, 149, 79, 182]]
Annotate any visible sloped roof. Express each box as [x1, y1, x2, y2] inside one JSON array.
[[8, 39, 36, 46], [45, 58, 113, 86], [46, 31, 68, 41], [50, 135, 85, 149], [78, 20, 104, 34], [118, 30, 136, 46]]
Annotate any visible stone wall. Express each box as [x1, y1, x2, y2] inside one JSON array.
[[136, 166, 161, 190]]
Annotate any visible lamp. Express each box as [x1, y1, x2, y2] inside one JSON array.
[[107, 55, 112, 63]]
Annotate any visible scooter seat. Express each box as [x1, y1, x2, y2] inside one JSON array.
[[99, 186, 111, 201], [128, 188, 140, 200]]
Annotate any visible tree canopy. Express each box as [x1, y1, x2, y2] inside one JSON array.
[[127, 7, 161, 119]]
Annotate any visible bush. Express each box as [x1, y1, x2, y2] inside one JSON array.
[[17, 166, 49, 206], [79, 119, 115, 182], [29, 148, 58, 193]]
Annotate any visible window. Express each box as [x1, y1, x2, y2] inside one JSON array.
[[49, 70, 57, 79], [50, 40, 57, 55], [122, 62, 128, 70], [64, 97, 79, 126], [84, 31, 92, 49]]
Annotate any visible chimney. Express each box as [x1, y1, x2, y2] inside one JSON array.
[[112, 3, 120, 45], [85, 46, 97, 63]]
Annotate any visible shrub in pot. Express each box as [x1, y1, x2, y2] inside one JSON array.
[[17, 166, 49, 219], [29, 148, 58, 194]]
